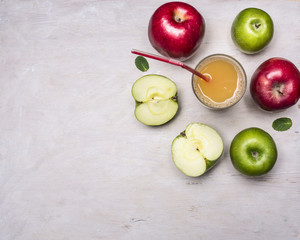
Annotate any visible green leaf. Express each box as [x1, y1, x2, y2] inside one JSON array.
[[272, 117, 292, 131], [135, 56, 149, 72]]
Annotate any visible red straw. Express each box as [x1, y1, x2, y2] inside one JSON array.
[[131, 49, 209, 82]]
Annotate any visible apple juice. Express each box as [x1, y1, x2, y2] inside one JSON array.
[[192, 54, 246, 109]]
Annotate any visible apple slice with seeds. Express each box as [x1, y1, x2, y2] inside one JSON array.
[[171, 123, 223, 177], [132, 74, 178, 126]]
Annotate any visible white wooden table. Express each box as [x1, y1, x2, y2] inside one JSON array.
[[0, 1, 299, 239]]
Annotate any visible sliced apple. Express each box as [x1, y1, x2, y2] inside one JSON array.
[[171, 123, 223, 177], [132, 74, 178, 126]]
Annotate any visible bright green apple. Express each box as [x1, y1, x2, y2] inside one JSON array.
[[132, 74, 178, 126], [231, 8, 274, 54], [230, 127, 277, 176], [171, 123, 223, 177]]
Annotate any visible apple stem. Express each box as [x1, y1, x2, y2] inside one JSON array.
[[180, 131, 186, 137], [131, 49, 209, 82], [255, 23, 261, 29], [274, 84, 284, 95]]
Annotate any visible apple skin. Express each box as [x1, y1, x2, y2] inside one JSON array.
[[250, 58, 300, 111], [230, 127, 277, 177], [148, 2, 205, 61], [231, 8, 273, 54]]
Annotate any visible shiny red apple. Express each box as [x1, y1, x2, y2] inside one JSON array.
[[148, 2, 205, 61], [250, 58, 300, 111]]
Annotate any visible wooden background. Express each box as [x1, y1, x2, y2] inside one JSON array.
[[0, 0, 300, 239]]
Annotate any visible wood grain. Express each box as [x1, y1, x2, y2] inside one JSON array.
[[0, 1, 299, 239]]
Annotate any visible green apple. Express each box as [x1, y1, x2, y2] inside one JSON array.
[[230, 127, 277, 176], [231, 8, 274, 54], [171, 123, 223, 177], [132, 74, 178, 126]]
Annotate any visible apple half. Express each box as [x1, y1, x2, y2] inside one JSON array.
[[171, 123, 223, 177], [132, 74, 178, 126]]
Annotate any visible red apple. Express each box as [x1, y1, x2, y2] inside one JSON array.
[[148, 2, 205, 61], [250, 58, 300, 111]]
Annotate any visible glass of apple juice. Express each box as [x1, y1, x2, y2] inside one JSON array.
[[192, 54, 247, 110]]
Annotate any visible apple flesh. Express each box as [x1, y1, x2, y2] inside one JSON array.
[[132, 74, 178, 126], [171, 123, 223, 177], [148, 2, 205, 61], [250, 58, 300, 111], [231, 8, 273, 54], [230, 127, 277, 176]]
